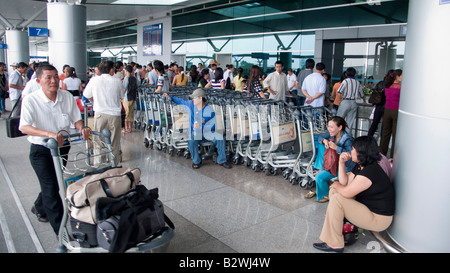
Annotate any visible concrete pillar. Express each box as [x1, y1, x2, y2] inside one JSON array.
[[47, 2, 87, 81], [385, 0, 450, 253], [5, 29, 29, 75]]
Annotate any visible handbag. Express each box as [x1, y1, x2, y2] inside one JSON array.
[[6, 98, 26, 138], [1, 90, 9, 99], [322, 139, 339, 176]]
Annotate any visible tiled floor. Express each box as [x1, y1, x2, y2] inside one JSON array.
[[0, 116, 385, 253]]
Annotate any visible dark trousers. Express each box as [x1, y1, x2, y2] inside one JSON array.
[[379, 108, 398, 158], [29, 144, 70, 234], [368, 105, 385, 137]]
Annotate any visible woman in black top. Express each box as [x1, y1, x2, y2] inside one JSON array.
[[313, 136, 395, 253]]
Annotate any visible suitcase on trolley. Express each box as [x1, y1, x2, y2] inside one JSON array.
[[66, 167, 141, 248]]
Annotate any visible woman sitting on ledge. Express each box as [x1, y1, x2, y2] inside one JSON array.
[[313, 136, 395, 253]]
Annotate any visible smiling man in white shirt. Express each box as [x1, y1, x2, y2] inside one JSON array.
[[19, 64, 90, 235], [83, 60, 124, 166]]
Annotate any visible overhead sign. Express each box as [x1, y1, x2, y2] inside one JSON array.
[[0, 44, 7, 49], [28, 27, 49, 37], [143, 23, 163, 56], [441, 0, 450, 4]]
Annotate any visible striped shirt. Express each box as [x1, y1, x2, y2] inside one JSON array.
[[337, 78, 364, 100]]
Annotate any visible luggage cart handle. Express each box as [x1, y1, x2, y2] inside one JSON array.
[[42, 129, 112, 156]]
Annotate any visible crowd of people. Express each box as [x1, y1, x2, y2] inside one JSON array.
[[0, 57, 402, 253]]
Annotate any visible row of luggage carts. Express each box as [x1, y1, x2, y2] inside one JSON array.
[[135, 85, 333, 189]]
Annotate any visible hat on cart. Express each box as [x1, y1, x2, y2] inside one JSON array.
[[189, 88, 205, 99]]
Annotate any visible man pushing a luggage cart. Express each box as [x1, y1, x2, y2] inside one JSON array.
[[162, 88, 231, 169], [19, 64, 91, 236]]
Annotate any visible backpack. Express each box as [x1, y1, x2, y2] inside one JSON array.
[[127, 76, 138, 101]]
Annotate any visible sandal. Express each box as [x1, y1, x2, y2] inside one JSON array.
[[192, 162, 202, 169], [305, 191, 316, 199], [318, 195, 329, 203]]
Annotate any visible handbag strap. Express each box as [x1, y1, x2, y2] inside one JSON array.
[[8, 96, 21, 119]]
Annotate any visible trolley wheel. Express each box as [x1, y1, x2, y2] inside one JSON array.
[[289, 175, 298, 185], [299, 177, 309, 189], [270, 168, 278, 176], [231, 156, 240, 165], [251, 163, 260, 172], [144, 139, 149, 148], [264, 167, 272, 176], [245, 159, 252, 168], [307, 179, 315, 189], [168, 149, 174, 156], [282, 169, 291, 180], [176, 149, 183, 157]]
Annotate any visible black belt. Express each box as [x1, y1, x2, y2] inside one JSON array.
[[343, 98, 355, 100]]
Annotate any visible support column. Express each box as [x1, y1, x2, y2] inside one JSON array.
[[5, 30, 29, 76], [383, 0, 450, 253], [47, 2, 87, 81]]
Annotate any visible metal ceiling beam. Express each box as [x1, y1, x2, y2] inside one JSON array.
[[18, 7, 47, 29]]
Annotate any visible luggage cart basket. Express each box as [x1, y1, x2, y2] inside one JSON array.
[[42, 129, 173, 253]]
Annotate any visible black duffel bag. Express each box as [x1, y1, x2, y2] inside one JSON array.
[[95, 185, 174, 253], [6, 98, 26, 138]]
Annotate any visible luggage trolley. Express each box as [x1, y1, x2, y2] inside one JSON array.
[[134, 86, 146, 131], [166, 91, 191, 156], [262, 102, 299, 175], [143, 88, 162, 150], [42, 129, 173, 253], [286, 107, 316, 187], [291, 106, 333, 189], [230, 99, 251, 165], [251, 101, 281, 172], [239, 97, 270, 167]]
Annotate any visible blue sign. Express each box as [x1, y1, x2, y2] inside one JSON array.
[[28, 27, 49, 37], [0, 44, 6, 49], [441, 0, 450, 5]]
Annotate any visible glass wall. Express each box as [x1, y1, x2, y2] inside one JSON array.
[[171, 0, 409, 76], [172, 33, 315, 75], [341, 40, 405, 83]]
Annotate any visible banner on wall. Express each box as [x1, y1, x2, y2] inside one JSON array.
[[143, 23, 163, 56]]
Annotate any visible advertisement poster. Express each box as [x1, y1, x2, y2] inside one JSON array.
[[143, 23, 163, 56]]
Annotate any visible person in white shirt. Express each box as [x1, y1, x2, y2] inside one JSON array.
[[9, 62, 28, 117], [22, 78, 41, 97], [62, 67, 82, 99], [83, 60, 124, 166], [286, 68, 298, 104], [263, 61, 290, 101], [19, 64, 90, 235], [223, 64, 234, 89], [301, 63, 327, 107]]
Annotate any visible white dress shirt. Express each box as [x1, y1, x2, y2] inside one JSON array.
[[9, 70, 24, 100], [287, 73, 297, 91], [22, 78, 42, 97], [83, 74, 124, 116], [301, 72, 326, 107], [19, 89, 82, 145], [263, 71, 288, 101]]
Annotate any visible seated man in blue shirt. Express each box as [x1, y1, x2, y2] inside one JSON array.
[[163, 88, 231, 169]]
